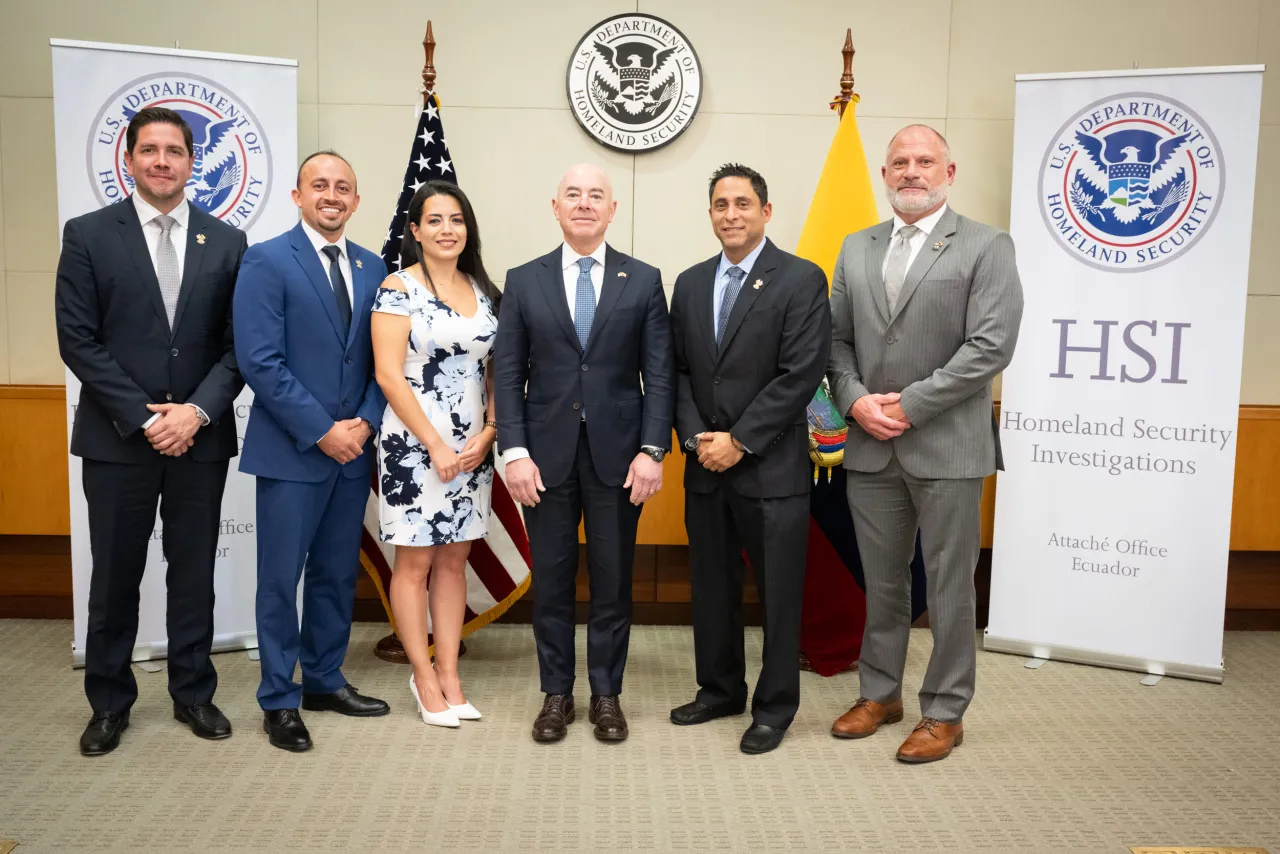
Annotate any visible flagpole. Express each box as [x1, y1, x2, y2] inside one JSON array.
[[799, 28, 860, 677], [372, 18, 466, 665]]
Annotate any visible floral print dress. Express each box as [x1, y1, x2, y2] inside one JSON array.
[[373, 270, 497, 546]]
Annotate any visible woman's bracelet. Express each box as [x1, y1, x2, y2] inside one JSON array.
[[484, 420, 498, 430]]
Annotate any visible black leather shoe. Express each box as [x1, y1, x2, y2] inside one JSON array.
[[670, 699, 747, 726], [740, 723, 786, 754], [174, 701, 232, 740], [263, 709, 312, 752], [589, 694, 629, 743], [80, 711, 129, 756], [301, 683, 390, 717], [532, 694, 575, 743]]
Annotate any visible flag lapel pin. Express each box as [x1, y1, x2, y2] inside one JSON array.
[[195, 233, 206, 245], [618, 271, 627, 277], [753, 279, 764, 289]]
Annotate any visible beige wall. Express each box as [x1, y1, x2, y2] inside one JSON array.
[[1, 0, 1276, 398]]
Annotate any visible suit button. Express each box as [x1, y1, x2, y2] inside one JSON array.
[[572, 402, 581, 411], [165, 393, 173, 401], [581, 364, 588, 372], [345, 357, 352, 365], [714, 376, 722, 385], [341, 399, 350, 407], [710, 416, 718, 425], [887, 336, 897, 345], [170, 348, 179, 357]]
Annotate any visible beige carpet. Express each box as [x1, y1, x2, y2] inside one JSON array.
[[0, 619, 1277, 853]]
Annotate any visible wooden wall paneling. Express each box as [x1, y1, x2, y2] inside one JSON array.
[[0, 386, 70, 536]]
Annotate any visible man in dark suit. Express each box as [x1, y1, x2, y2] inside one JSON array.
[[668, 163, 832, 754], [234, 151, 390, 752], [494, 163, 673, 744], [56, 107, 247, 756]]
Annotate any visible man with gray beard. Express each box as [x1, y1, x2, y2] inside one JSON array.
[[825, 124, 1023, 763]]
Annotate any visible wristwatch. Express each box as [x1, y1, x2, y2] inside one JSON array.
[[641, 446, 666, 462]]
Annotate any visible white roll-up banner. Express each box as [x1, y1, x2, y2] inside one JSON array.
[[986, 65, 1264, 683], [51, 39, 297, 665]]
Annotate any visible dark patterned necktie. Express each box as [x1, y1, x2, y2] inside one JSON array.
[[321, 244, 352, 337], [573, 256, 595, 350], [716, 265, 746, 345]]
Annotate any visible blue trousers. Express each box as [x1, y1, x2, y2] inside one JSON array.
[[254, 471, 368, 710]]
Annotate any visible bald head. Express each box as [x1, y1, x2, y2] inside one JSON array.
[[553, 163, 617, 254], [883, 123, 955, 221], [885, 124, 951, 163]]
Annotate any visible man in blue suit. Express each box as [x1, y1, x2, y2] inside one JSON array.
[[234, 150, 390, 752]]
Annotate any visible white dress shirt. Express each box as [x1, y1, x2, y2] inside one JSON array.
[[134, 194, 208, 429], [300, 218, 355, 308], [504, 241, 659, 463], [561, 240, 607, 322], [882, 203, 948, 280]]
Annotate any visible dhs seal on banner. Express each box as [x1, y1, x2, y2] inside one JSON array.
[[566, 13, 703, 153], [86, 72, 272, 228], [1039, 92, 1223, 272]]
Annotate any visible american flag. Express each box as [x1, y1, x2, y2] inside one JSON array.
[[359, 93, 532, 649]]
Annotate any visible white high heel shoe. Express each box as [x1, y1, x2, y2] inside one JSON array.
[[448, 701, 482, 721], [410, 673, 459, 728]]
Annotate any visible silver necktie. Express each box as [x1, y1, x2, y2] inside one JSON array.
[[156, 215, 181, 330], [883, 224, 919, 313]]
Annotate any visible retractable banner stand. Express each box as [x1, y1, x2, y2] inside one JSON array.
[[51, 39, 297, 665], [986, 66, 1264, 682]]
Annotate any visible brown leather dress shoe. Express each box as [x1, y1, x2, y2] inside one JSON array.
[[896, 717, 964, 763], [588, 694, 628, 742], [532, 694, 575, 743], [831, 697, 904, 739]]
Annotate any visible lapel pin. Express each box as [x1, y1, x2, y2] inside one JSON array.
[[195, 233, 206, 245], [356, 259, 363, 269], [753, 279, 764, 289], [932, 241, 944, 251], [617, 271, 627, 278]]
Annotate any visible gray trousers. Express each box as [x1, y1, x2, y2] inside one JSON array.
[[846, 454, 984, 723]]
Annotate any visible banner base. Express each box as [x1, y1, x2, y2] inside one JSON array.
[[72, 631, 259, 669], [983, 632, 1223, 684]]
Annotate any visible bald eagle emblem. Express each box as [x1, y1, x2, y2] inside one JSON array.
[[1069, 128, 1193, 230], [589, 41, 680, 124]]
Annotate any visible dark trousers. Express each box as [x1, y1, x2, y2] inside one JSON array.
[[82, 455, 229, 714], [686, 484, 809, 729], [254, 471, 367, 710], [523, 425, 642, 696]]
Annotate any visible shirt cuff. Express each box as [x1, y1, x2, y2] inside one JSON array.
[[503, 447, 531, 462], [185, 403, 210, 426], [143, 413, 160, 429]]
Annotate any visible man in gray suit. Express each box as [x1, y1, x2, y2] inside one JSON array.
[[826, 124, 1023, 763]]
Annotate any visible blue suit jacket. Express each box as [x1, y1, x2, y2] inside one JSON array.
[[233, 222, 388, 483]]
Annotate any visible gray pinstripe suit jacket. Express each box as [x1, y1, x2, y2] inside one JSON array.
[[827, 207, 1024, 480]]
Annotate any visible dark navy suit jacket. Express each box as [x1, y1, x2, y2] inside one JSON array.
[[233, 222, 387, 483]]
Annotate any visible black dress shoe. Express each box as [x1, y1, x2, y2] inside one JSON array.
[[670, 699, 747, 726], [589, 694, 629, 743], [532, 694, 575, 743], [80, 711, 129, 756], [263, 709, 312, 752], [301, 683, 390, 717], [174, 701, 232, 740], [740, 723, 786, 754]]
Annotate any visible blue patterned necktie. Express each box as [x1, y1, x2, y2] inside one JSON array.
[[716, 265, 746, 345], [574, 256, 596, 350]]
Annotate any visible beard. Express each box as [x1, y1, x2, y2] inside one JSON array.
[[885, 182, 948, 215]]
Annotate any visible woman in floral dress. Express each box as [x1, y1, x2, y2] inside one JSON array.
[[371, 181, 501, 728]]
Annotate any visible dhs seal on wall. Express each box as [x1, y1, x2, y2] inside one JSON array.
[[1039, 92, 1223, 272], [86, 72, 272, 229], [566, 13, 703, 153]]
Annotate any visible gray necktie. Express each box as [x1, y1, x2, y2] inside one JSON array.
[[883, 224, 920, 313], [155, 215, 181, 330], [573, 256, 595, 350], [716, 265, 746, 345]]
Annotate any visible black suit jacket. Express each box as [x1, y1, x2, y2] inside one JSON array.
[[494, 244, 674, 489], [671, 238, 832, 498], [55, 198, 248, 464]]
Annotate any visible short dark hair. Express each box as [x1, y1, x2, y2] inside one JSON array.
[[125, 107, 193, 156], [708, 163, 768, 207], [296, 149, 356, 190]]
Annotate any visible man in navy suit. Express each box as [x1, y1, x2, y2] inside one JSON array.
[[56, 107, 247, 756], [494, 163, 674, 744], [234, 151, 390, 752]]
